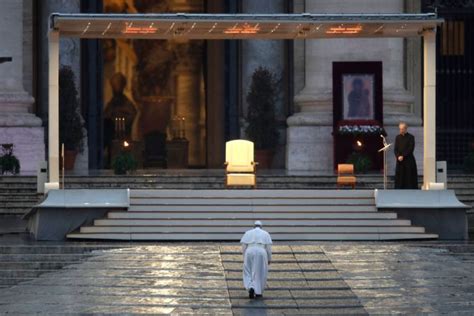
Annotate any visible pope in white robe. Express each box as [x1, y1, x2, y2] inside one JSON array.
[[240, 220, 272, 298]]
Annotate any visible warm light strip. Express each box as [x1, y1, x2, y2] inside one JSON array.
[[122, 21, 158, 34], [223, 23, 260, 34], [187, 22, 196, 33], [374, 25, 384, 33], [82, 22, 91, 35], [102, 22, 112, 36], [326, 25, 363, 34], [270, 23, 281, 33], [208, 22, 218, 33], [165, 22, 175, 34]]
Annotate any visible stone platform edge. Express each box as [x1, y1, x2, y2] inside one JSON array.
[[375, 189, 470, 240], [25, 189, 129, 241]]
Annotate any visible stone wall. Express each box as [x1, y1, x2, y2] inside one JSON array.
[[287, 0, 424, 174]]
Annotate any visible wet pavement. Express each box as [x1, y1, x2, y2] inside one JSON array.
[[1, 240, 474, 315]]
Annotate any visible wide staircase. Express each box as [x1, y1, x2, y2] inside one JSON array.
[[66, 189, 437, 240], [0, 176, 40, 234], [1, 173, 472, 237]]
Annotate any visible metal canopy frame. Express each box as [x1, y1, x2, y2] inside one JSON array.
[[46, 13, 443, 190]]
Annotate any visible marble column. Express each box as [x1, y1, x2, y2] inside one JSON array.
[[0, 0, 44, 173], [241, 0, 287, 168], [287, 0, 423, 173], [38, 0, 88, 173], [175, 42, 204, 166]]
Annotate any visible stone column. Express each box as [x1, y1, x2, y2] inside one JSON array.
[[38, 0, 88, 173], [241, 0, 287, 168], [423, 30, 437, 189], [287, 0, 422, 173], [175, 42, 204, 166], [0, 0, 44, 173]]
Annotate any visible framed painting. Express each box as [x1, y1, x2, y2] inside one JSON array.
[[332, 61, 383, 127]]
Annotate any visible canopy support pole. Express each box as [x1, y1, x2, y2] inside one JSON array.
[[423, 29, 437, 189], [46, 30, 60, 190]]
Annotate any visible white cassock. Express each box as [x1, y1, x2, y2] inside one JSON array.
[[240, 227, 273, 295]]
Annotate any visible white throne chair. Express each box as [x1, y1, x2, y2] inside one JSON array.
[[224, 140, 257, 188]]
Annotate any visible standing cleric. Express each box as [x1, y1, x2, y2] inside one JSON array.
[[394, 122, 418, 189]]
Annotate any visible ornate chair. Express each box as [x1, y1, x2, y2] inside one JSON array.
[[337, 164, 356, 189], [224, 140, 257, 188]]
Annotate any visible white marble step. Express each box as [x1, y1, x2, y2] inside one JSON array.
[[107, 211, 399, 220], [67, 232, 438, 241], [95, 218, 411, 227], [130, 189, 375, 199], [128, 205, 377, 212], [81, 225, 424, 234], [130, 197, 374, 206]]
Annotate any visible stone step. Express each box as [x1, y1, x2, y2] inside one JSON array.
[[107, 211, 398, 219], [94, 218, 411, 227], [128, 205, 378, 212], [81, 225, 424, 234], [0, 208, 32, 215], [0, 188, 38, 193], [130, 189, 375, 198], [0, 202, 39, 208], [67, 232, 438, 240], [0, 197, 40, 202], [130, 198, 374, 206], [0, 254, 95, 262], [0, 183, 37, 189], [0, 246, 116, 255]]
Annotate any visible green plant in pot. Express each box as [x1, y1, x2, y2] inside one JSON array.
[[59, 66, 84, 170], [464, 151, 474, 173], [0, 144, 20, 175], [112, 145, 138, 175], [245, 66, 279, 169], [347, 152, 372, 173]]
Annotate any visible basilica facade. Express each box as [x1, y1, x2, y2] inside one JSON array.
[[0, 0, 472, 175]]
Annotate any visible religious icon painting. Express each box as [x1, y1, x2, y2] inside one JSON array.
[[342, 74, 375, 120], [332, 61, 383, 127]]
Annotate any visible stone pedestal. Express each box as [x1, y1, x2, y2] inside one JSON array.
[[287, 0, 422, 173], [0, 0, 44, 173]]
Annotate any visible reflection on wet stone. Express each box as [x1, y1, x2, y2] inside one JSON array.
[[3, 242, 474, 314], [0, 245, 233, 315]]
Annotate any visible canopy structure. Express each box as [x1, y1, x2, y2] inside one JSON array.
[[50, 13, 442, 39], [46, 13, 443, 190]]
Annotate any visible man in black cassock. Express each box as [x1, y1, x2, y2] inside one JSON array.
[[394, 122, 418, 189]]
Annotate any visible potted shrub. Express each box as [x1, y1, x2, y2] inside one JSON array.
[[0, 144, 20, 175], [347, 152, 372, 173], [59, 66, 84, 170], [245, 67, 279, 169], [112, 149, 138, 175], [464, 151, 474, 173]]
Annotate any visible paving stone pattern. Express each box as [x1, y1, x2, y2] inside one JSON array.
[[1, 241, 474, 314], [221, 245, 367, 316]]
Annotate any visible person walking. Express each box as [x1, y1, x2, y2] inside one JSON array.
[[240, 221, 272, 299]]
